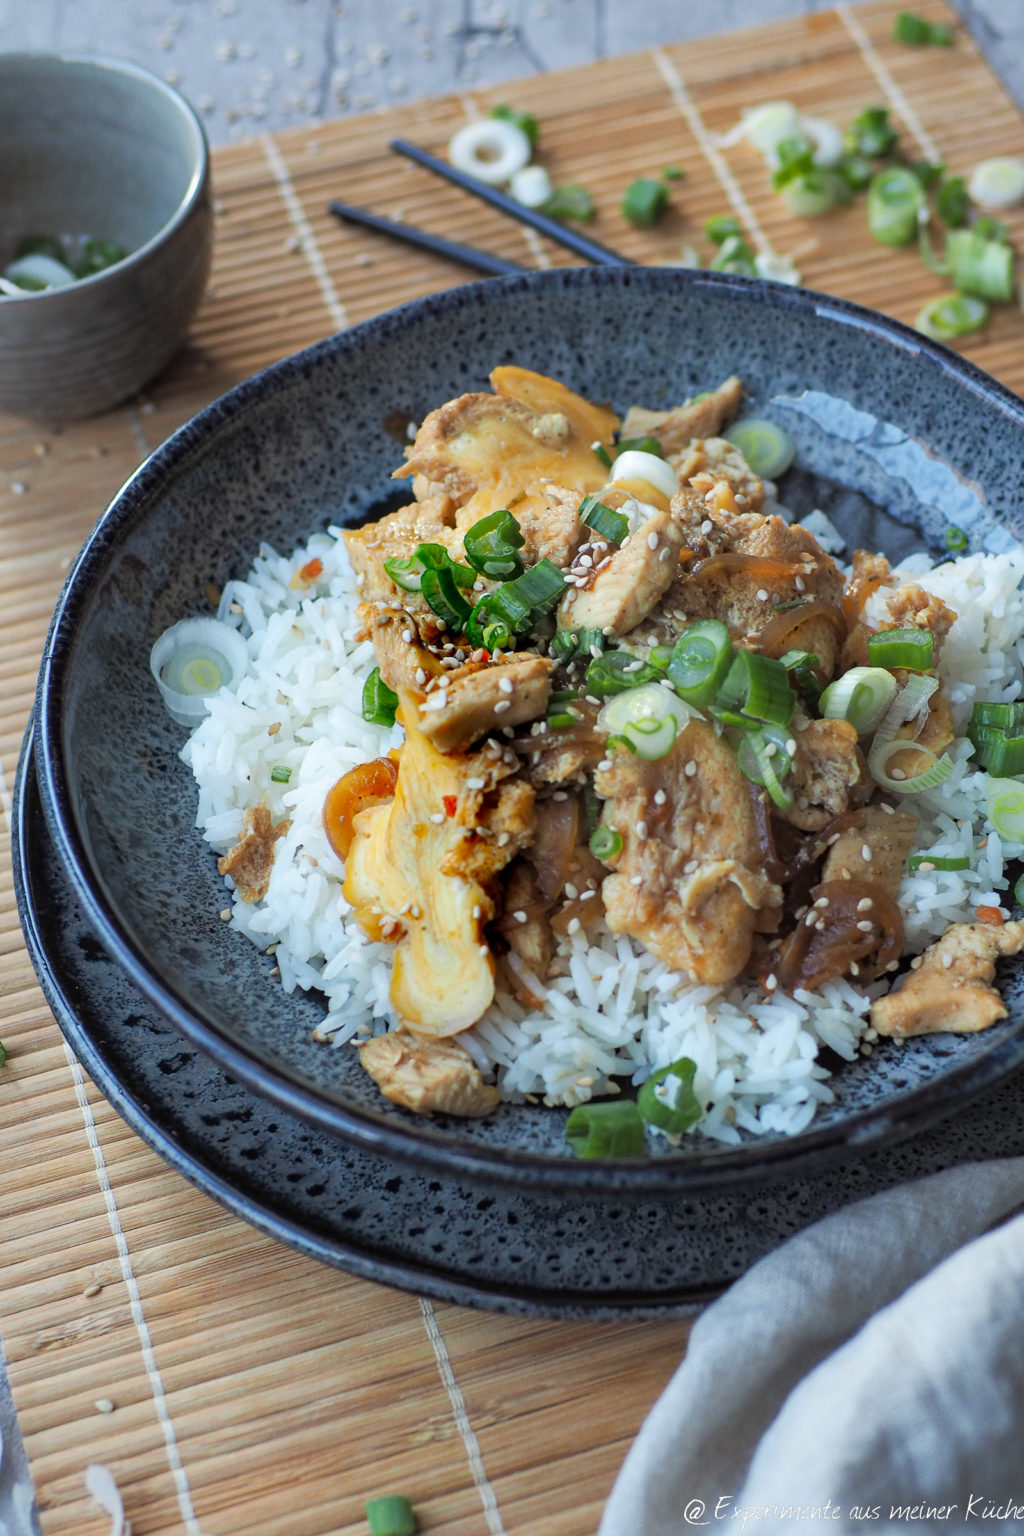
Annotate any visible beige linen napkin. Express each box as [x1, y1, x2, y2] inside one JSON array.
[[601, 1158, 1024, 1536]]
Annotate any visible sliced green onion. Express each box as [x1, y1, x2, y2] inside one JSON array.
[[973, 215, 1010, 244], [663, 164, 686, 181], [580, 494, 629, 544], [819, 666, 899, 735], [648, 644, 673, 671], [846, 106, 899, 159], [944, 525, 969, 551], [598, 681, 697, 760], [365, 1494, 418, 1536], [967, 722, 1024, 776], [565, 1100, 646, 1158], [916, 290, 989, 343], [3, 252, 77, 291], [705, 214, 743, 245], [771, 134, 817, 191], [467, 557, 565, 643], [709, 234, 758, 277], [716, 650, 796, 727], [969, 701, 1024, 731], [585, 650, 663, 699], [968, 156, 1024, 211], [0, 1040, 6, 1068], [637, 1057, 703, 1135], [591, 440, 613, 469], [907, 853, 970, 872], [449, 116, 531, 184], [384, 542, 474, 593], [869, 737, 954, 793], [778, 647, 823, 708], [621, 176, 669, 227], [782, 168, 850, 217], [892, 11, 954, 46], [986, 778, 1024, 842], [489, 102, 539, 151], [867, 168, 925, 247], [463, 508, 525, 579], [1015, 871, 1024, 908], [420, 565, 473, 629], [15, 234, 66, 263], [362, 667, 399, 727], [150, 615, 250, 728], [270, 765, 293, 784], [589, 825, 623, 861], [936, 174, 969, 228], [667, 619, 734, 707], [725, 417, 796, 479], [72, 237, 129, 278], [944, 228, 1015, 302], [866, 627, 934, 670], [838, 152, 874, 193], [735, 726, 795, 810], [542, 183, 596, 221], [615, 434, 664, 458], [620, 714, 679, 760]]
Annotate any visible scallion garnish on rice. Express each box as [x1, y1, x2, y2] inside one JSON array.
[[362, 667, 399, 727], [565, 1100, 646, 1158]]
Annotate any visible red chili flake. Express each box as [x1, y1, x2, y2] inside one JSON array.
[[443, 795, 458, 817], [301, 557, 323, 580], [977, 905, 1005, 926]]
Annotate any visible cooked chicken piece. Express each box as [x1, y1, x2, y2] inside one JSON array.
[[514, 721, 608, 789], [780, 717, 865, 832], [618, 376, 744, 458], [559, 509, 685, 639], [442, 776, 535, 885], [363, 609, 445, 697], [344, 494, 457, 607], [821, 805, 919, 893], [674, 436, 765, 510], [595, 718, 781, 983], [871, 919, 1024, 1038], [498, 483, 585, 569], [359, 1030, 499, 1116], [397, 366, 617, 522], [884, 583, 958, 656], [344, 715, 527, 1033], [649, 497, 847, 675], [417, 652, 554, 753], [217, 803, 289, 902]]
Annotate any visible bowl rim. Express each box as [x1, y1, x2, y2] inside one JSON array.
[[33, 263, 1024, 1194], [0, 50, 209, 297]]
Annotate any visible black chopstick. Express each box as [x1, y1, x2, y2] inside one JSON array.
[[328, 199, 530, 277], [390, 138, 630, 268]]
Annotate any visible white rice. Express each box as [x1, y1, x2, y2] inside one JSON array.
[[180, 529, 1024, 1143]]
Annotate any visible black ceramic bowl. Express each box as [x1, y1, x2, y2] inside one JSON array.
[[33, 265, 1024, 1196]]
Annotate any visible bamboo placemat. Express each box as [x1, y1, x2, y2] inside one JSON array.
[[3, 2, 1024, 1531]]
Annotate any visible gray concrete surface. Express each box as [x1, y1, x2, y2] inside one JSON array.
[[0, 2, 1021, 1533], [0, 0, 1021, 145]]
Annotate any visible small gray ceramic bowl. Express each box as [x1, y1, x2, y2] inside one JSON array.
[[0, 53, 212, 421], [33, 266, 1024, 1197]]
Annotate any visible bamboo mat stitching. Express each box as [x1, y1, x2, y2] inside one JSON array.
[[836, 1, 941, 160], [63, 1041, 203, 1536], [260, 132, 350, 332], [651, 48, 770, 252], [418, 1299, 507, 1536]]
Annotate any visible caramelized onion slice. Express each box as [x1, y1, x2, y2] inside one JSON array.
[[758, 600, 848, 660], [771, 878, 904, 993]]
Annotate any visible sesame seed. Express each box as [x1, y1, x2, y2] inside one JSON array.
[[700, 519, 714, 534], [472, 905, 482, 920], [856, 920, 875, 933], [429, 811, 445, 824], [654, 789, 667, 805], [795, 576, 805, 592], [860, 1041, 873, 1055], [636, 821, 648, 839], [580, 889, 597, 901], [813, 897, 829, 909], [466, 776, 485, 789], [647, 531, 659, 550], [567, 917, 582, 935], [756, 588, 768, 602], [917, 860, 935, 873], [552, 790, 568, 801], [597, 758, 613, 771], [498, 678, 514, 695], [94, 1399, 116, 1414], [683, 858, 698, 874], [684, 761, 697, 777], [942, 952, 954, 968], [513, 910, 528, 924], [857, 898, 874, 911], [630, 874, 643, 886], [861, 844, 873, 861], [219, 908, 232, 922], [493, 699, 512, 714], [83, 1281, 103, 1298], [805, 910, 818, 927]]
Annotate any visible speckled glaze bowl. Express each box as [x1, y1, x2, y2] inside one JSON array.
[[0, 53, 212, 420], [33, 265, 1024, 1196]]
